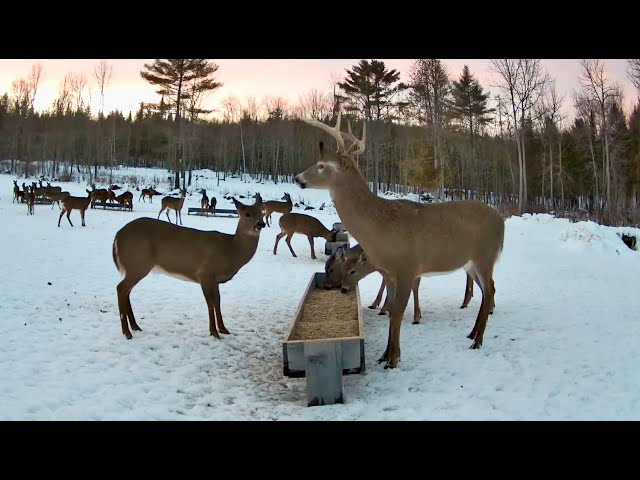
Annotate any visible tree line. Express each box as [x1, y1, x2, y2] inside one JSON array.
[[1, 58, 639, 226]]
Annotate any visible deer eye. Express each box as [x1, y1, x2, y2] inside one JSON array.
[[245, 212, 250, 217], [329, 268, 334, 273], [318, 163, 325, 171], [349, 270, 356, 275]]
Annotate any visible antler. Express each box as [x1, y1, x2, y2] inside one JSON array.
[[341, 120, 367, 156], [301, 112, 345, 153]]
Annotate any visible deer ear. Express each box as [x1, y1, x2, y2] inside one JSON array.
[[233, 197, 245, 210], [335, 246, 345, 261], [358, 252, 367, 264]]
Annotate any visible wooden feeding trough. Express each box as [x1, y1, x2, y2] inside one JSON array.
[[283, 272, 365, 407], [325, 222, 350, 256]]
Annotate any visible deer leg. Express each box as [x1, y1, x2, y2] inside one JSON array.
[[308, 236, 316, 260], [489, 279, 496, 314], [66, 209, 73, 227], [201, 282, 220, 339], [369, 278, 387, 310], [266, 213, 271, 227], [166, 210, 171, 223], [379, 273, 395, 316], [460, 273, 474, 309], [177, 210, 182, 225], [466, 264, 494, 349], [213, 284, 229, 335], [157, 207, 164, 220], [116, 269, 151, 339], [412, 276, 422, 324], [81, 209, 86, 227], [379, 276, 412, 369], [58, 208, 65, 227], [273, 232, 285, 255], [285, 234, 297, 257]]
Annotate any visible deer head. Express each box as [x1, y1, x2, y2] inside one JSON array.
[[295, 112, 366, 190], [233, 197, 265, 235]]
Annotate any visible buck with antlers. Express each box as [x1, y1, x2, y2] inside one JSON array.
[[58, 190, 92, 227], [139, 187, 162, 203], [273, 212, 338, 260], [112, 197, 266, 340], [158, 189, 186, 225], [262, 193, 293, 227], [296, 113, 504, 369]]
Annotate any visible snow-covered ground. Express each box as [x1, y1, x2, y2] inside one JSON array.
[[1, 167, 639, 420]]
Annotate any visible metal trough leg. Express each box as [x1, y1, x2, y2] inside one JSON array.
[[303, 341, 344, 406]]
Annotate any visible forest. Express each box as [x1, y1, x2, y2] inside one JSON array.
[[1, 58, 640, 226]]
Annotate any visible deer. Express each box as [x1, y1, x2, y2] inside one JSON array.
[[112, 197, 266, 340], [88, 185, 114, 208], [325, 244, 485, 325], [139, 187, 162, 203], [158, 189, 186, 225], [13, 180, 25, 203], [26, 186, 35, 215], [47, 191, 71, 210], [58, 190, 92, 227], [209, 196, 217, 215], [114, 191, 133, 210], [296, 113, 505, 369], [273, 212, 338, 260], [200, 189, 210, 216], [262, 192, 293, 227], [46, 182, 62, 195]]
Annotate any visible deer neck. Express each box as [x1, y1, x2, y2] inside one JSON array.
[[229, 227, 261, 266], [330, 170, 385, 249]]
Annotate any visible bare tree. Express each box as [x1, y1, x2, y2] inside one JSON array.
[[221, 96, 241, 123], [27, 62, 44, 112], [578, 59, 621, 210], [628, 59, 640, 91], [93, 60, 113, 118], [491, 59, 549, 213]]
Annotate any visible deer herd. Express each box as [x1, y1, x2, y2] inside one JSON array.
[[11, 112, 505, 371]]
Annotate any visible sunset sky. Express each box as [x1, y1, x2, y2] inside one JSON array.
[[0, 59, 636, 120]]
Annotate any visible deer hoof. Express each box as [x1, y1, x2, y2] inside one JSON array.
[[218, 327, 230, 335], [368, 305, 376, 310], [210, 331, 221, 339]]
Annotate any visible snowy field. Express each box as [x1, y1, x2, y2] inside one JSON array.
[[1, 167, 639, 420]]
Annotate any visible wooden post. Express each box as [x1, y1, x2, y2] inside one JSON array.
[[303, 341, 344, 406]]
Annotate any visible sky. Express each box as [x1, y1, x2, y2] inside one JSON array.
[[0, 59, 637, 121]]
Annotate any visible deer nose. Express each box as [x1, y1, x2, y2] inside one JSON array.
[[257, 221, 266, 229], [341, 287, 349, 294]]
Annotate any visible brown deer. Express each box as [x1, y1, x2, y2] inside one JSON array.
[[273, 212, 338, 260], [47, 191, 71, 209], [327, 244, 485, 325], [13, 180, 25, 203], [46, 182, 62, 195], [200, 189, 209, 216], [158, 189, 186, 225], [296, 113, 504, 368], [26, 186, 35, 215], [139, 187, 162, 203], [262, 192, 293, 227], [89, 186, 114, 208], [58, 190, 92, 227], [112, 197, 266, 340], [209, 196, 217, 215], [114, 191, 133, 210]]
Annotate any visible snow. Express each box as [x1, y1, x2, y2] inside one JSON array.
[[1, 167, 639, 420]]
